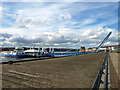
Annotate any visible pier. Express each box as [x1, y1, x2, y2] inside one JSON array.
[[2, 52, 105, 88]]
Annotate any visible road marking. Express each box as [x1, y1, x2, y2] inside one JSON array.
[[9, 70, 41, 78]]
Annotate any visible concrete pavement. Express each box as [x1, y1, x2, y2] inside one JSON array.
[[109, 53, 119, 88]]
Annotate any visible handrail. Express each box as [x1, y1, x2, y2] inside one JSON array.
[[92, 52, 109, 89], [104, 53, 108, 89]]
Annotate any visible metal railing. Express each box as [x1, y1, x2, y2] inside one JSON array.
[[92, 52, 109, 89], [104, 54, 109, 89]]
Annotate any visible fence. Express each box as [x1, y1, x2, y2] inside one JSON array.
[[43, 51, 96, 57], [92, 52, 109, 89]]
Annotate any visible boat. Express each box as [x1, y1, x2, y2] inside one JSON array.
[[1, 47, 44, 58], [24, 48, 43, 57], [1, 47, 29, 58]]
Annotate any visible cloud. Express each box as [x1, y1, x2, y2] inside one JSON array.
[[9, 36, 44, 45], [0, 26, 118, 48], [1, 2, 118, 48], [14, 3, 73, 30], [80, 27, 118, 46], [0, 5, 2, 19], [0, 33, 12, 38], [1, 0, 119, 2], [0, 33, 12, 43]]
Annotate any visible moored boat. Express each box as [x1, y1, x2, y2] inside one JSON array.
[[1, 47, 29, 58], [1, 47, 44, 58]]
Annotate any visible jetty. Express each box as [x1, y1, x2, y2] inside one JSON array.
[[2, 52, 105, 88]]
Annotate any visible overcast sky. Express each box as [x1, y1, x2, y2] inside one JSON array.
[[0, 1, 119, 48]]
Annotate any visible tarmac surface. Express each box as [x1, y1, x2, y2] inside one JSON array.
[[109, 53, 119, 76], [109, 53, 119, 88], [2, 52, 105, 88]]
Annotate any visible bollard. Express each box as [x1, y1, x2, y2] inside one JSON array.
[[8, 61, 14, 64]]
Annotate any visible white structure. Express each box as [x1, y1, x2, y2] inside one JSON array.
[[24, 49, 39, 56]]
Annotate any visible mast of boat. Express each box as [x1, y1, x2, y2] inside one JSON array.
[[38, 47, 40, 57], [51, 48, 54, 53]]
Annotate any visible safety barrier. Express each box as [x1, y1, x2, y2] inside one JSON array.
[[43, 51, 96, 57], [92, 52, 109, 89]]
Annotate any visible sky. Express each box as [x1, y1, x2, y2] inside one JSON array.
[[0, 1, 119, 48]]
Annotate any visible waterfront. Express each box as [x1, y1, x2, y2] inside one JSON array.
[[2, 52, 105, 88], [0, 56, 41, 63], [0, 51, 95, 63]]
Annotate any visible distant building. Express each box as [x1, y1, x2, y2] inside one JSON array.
[[1, 47, 15, 51], [86, 44, 120, 52], [101, 44, 120, 52], [87, 48, 96, 52], [80, 47, 85, 52]]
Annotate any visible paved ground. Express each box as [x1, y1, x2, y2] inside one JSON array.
[[2, 52, 105, 88], [109, 53, 119, 88], [109, 53, 119, 76]]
